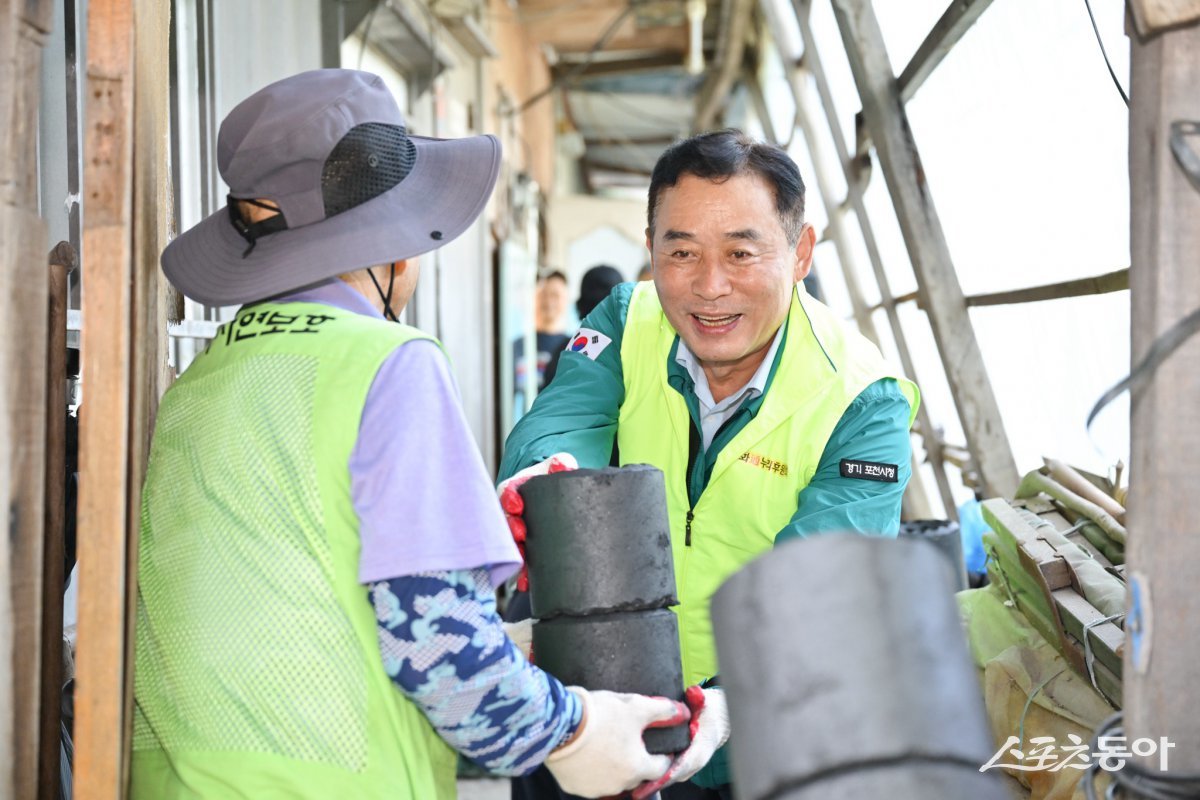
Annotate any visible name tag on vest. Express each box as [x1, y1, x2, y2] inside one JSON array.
[[840, 459, 898, 483]]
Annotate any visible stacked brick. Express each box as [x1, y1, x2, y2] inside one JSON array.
[[521, 464, 689, 754]]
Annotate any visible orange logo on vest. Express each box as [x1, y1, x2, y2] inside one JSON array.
[[738, 451, 789, 477]]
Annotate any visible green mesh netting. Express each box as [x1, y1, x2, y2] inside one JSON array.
[[133, 353, 368, 771]]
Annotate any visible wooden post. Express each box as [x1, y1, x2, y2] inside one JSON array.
[[1, 1, 55, 797], [74, 0, 136, 797], [125, 0, 175, 778], [825, 0, 1019, 499], [75, 0, 174, 792], [41, 242, 75, 799], [1125, 18, 1200, 770]]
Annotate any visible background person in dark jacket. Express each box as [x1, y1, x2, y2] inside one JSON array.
[[544, 265, 625, 386]]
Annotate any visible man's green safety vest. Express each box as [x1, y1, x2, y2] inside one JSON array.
[[616, 283, 919, 686], [132, 301, 457, 800]]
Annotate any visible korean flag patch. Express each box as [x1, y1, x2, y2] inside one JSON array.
[[565, 328, 612, 361]]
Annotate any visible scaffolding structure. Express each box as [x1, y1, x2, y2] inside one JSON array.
[[3, 0, 1199, 797]]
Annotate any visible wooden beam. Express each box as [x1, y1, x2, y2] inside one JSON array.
[[40, 243, 74, 800], [693, 0, 754, 132], [865, 289, 920, 313], [1053, 588, 1123, 680], [761, 76, 874, 309], [896, 0, 995, 104], [122, 0, 174, 783], [74, 0, 135, 797], [1125, 17, 1200, 770], [525, 13, 685, 55], [827, 0, 995, 168], [820, 0, 994, 171], [870, 270, 1130, 312], [788, 8, 958, 517], [582, 134, 679, 147], [982, 499, 1073, 590], [556, 51, 686, 78], [965, 267, 1129, 308], [580, 158, 654, 176], [825, 0, 1019, 499], [0, 1, 55, 797], [757, 60, 943, 519], [1128, 0, 1200, 36]]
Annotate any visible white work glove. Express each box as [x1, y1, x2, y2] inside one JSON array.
[[631, 685, 730, 798], [546, 687, 690, 798], [502, 619, 533, 660], [497, 453, 579, 591]]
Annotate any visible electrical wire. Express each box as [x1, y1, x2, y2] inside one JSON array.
[[507, 1, 640, 117], [1087, 304, 1200, 432], [1082, 0, 1130, 107], [1084, 713, 1200, 799]]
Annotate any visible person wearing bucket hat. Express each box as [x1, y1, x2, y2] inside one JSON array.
[[133, 69, 686, 800]]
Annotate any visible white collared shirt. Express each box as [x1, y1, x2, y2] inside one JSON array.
[[674, 325, 785, 450]]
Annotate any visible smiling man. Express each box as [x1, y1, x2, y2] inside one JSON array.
[[133, 69, 688, 800], [499, 130, 920, 800]]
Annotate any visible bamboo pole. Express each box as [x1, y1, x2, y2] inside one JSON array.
[[1042, 456, 1126, 525], [1016, 471, 1127, 545]]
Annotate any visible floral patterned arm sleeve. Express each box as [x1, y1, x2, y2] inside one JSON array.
[[369, 568, 583, 776]]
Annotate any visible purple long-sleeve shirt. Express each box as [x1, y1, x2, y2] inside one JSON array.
[[274, 280, 521, 587], [266, 281, 579, 774]]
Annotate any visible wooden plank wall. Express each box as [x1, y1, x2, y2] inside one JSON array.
[[0, 1, 55, 798]]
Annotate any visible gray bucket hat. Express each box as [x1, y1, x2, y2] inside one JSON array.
[[162, 68, 501, 306]]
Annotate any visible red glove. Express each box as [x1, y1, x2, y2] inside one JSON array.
[[546, 689, 690, 799], [497, 453, 579, 591], [631, 685, 728, 799]]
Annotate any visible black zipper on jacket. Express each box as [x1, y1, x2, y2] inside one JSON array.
[[685, 423, 700, 547]]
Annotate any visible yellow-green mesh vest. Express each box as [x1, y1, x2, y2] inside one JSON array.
[[617, 283, 919, 686], [132, 301, 457, 800]]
